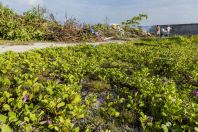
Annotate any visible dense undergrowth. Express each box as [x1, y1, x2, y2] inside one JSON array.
[[0, 36, 198, 131], [0, 3, 150, 42], [0, 3, 97, 42]]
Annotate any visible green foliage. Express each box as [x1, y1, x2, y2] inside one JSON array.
[[1, 124, 11, 132], [84, 80, 110, 92], [0, 37, 198, 131], [0, 3, 150, 41], [0, 4, 96, 42], [0, 3, 48, 41], [122, 13, 148, 27], [23, 5, 47, 19], [119, 14, 149, 37]]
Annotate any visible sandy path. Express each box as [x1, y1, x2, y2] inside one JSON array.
[[0, 40, 125, 54]]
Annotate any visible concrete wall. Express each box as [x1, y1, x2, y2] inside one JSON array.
[[141, 23, 198, 35]]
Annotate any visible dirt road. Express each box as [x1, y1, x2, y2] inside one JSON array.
[[0, 40, 125, 54]]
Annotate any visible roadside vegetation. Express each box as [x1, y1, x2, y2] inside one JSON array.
[[0, 3, 150, 43], [0, 36, 198, 131]]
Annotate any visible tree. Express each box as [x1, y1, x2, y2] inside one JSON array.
[[23, 5, 47, 20], [122, 14, 148, 27]]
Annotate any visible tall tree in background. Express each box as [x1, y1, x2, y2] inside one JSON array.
[[122, 14, 148, 27]]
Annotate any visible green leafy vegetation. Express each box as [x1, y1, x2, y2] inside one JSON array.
[[0, 3, 96, 42], [0, 36, 198, 131], [122, 14, 148, 27], [0, 3, 150, 42], [0, 4, 48, 41]]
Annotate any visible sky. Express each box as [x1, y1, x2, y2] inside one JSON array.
[[1, 0, 198, 26]]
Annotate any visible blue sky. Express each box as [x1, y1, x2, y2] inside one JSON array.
[[1, 0, 198, 25]]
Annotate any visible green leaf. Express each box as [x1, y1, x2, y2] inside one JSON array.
[[3, 92, 12, 98], [161, 124, 169, 132], [57, 102, 65, 108], [77, 114, 85, 119], [161, 112, 167, 117], [59, 116, 64, 123], [73, 127, 80, 132], [71, 95, 81, 104], [24, 80, 32, 87], [29, 113, 37, 121], [3, 78, 11, 86], [1, 124, 11, 132], [165, 122, 172, 127], [49, 101, 56, 108], [17, 100, 22, 109], [1, 69, 7, 74], [8, 112, 17, 121], [22, 91, 28, 97], [3, 104, 11, 111], [7, 98, 14, 104], [65, 119, 71, 124], [25, 124, 31, 132], [15, 120, 23, 126], [54, 126, 59, 131], [114, 112, 120, 117], [24, 117, 29, 122], [0, 114, 7, 123], [32, 105, 40, 113]]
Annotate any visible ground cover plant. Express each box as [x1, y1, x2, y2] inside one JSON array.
[[0, 36, 198, 132]]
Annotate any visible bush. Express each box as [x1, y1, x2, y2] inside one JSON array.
[[0, 37, 198, 131]]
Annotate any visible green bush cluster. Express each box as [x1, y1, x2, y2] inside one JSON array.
[[0, 3, 151, 42], [0, 37, 198, 131], [0, 4, 97, 42], [0, 4, 48, 41]]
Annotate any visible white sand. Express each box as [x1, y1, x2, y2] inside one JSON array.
[[0, 40, 124, 54]]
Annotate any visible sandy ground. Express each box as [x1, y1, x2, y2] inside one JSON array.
[[0, 40, 125, 54]]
